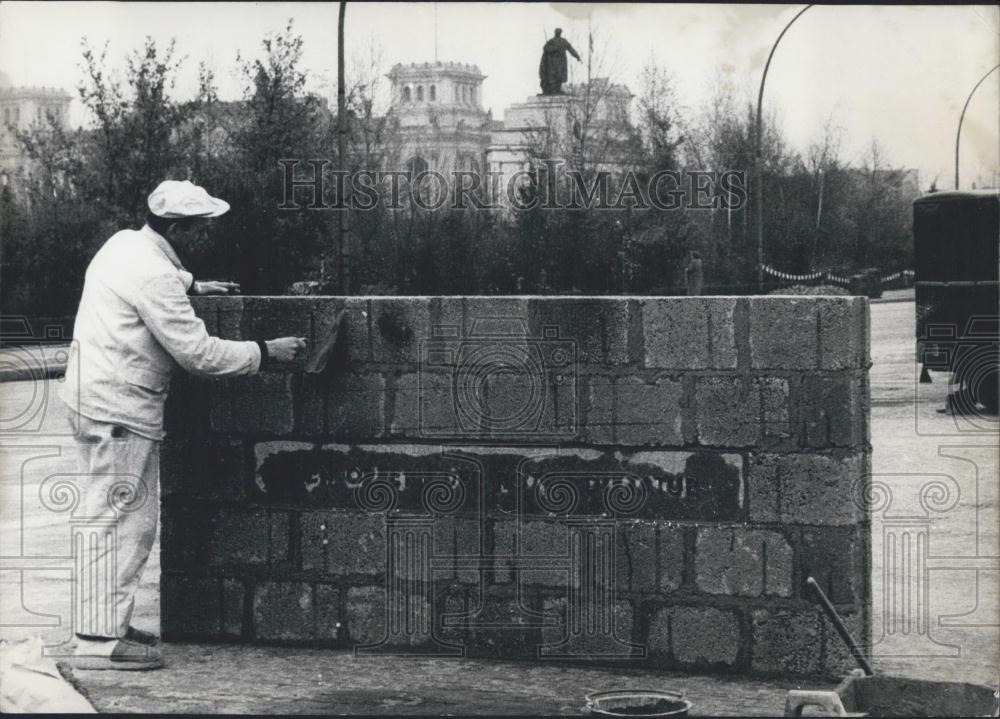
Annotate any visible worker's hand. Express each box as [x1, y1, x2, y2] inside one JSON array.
[[194, 280, 241, 295], [266, 337, 308, 362]]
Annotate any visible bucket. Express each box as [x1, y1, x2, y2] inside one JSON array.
[[585, 690, 691, 717]]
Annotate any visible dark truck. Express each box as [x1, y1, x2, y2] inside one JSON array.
[[914, 189, 999, 414]]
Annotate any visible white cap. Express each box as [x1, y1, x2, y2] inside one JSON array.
[[147, 180, 230, 218]]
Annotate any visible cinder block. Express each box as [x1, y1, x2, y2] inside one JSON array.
[[748, 298, 818, 369], [292, 373, 326, 434], [453, 516, 485, 584], [161, 574, 222, 638], [478, 368, 560, 441], [799, 526, 865, 606], [493, 518, 516, 584], [464, 589, 537, 657], [326, 373, 385, 438], [427, 296, 466, 339], [529, 298, 623, 364], [779, 452, 866, 526], [390, 370, 456, 437], [207, 378, 234, 433], [232, 372, 294, 434], [345, 586, 385, 645], [435, 589, 468, 645], [695, 527, 793, 597], [822, 609, 867, 677], [647, 607, 671, 656], [606, 299, 638, 366], [159, 500, 197, 570], [518, 520, 571, 588], [759, 377, 792, 444], [617, 521, 658, 593], [493, 518, 574, 587], [615, 376, 684, 446], [188, 295, 217, 320], [192, 296, 245, 338], [315, 584, 342, 642], [269, 511, 291, 566], [696, 376, 756, 446], [301, 511, 386, 576], [372, 298, 430, 363], [671, 606, 741, 666], [642, 298, 738, 369], [216, 296, 246, 340], [207, 508, 271, 566], [189, 296, 219, 336], [696, 377, 787, 447], [817, 297, 869, 370], [615, 521, 684, 594], [252, 581, 316, 641], [581, 375, 614, 444], [658, 525, 686, 593], [750, 608, 822, 676], [222, 579, 245, 637], [345, 585, 430, 647], [747, 453, 780, 523], [540, 597, 637, 658], [300, 510, 327, 572], [160, 437, 246, 499], [797, 375, 864, 448], [164, 375, 212, 435], [463, 297, 530, 336]]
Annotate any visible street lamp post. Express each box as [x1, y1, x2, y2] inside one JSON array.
[[955, 63, 999, 190], [754, 4, 812, 292], [337, 0, 350, 293]]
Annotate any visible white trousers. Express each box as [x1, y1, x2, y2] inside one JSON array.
[[67, 411, 159, 639]]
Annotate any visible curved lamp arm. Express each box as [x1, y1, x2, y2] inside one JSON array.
[[755, 4, 813, 291], [955, 63, 999, 190]]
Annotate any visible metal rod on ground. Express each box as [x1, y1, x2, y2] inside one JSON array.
[[337, 0, 349, 293], [806, 576, 874, 676]]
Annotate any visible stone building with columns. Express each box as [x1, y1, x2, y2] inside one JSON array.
[[385, 61, 493, 177], [384, 60, 635, 206], [0, 69, 73, 191]]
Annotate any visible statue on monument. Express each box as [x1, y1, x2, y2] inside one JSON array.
[[539, 28, 581, 95]]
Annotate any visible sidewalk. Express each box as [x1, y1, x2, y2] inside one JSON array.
[[67, 643, 821, 715], [871, 288, 914, 303], [0, 343, 70, 382]]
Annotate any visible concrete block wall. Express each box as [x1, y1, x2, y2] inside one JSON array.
[[161, 295, 871, 678]]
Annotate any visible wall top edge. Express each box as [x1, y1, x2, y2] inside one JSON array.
[[196, 295, 868, 301]]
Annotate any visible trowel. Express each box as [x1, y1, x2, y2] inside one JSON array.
[[303, 308, 346, 374]]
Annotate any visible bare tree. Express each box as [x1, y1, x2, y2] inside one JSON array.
[[805, 115, 843, 268]]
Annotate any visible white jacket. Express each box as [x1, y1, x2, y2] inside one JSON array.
[[60, 224, 261, 439]]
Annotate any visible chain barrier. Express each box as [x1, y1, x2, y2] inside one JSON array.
[[760, 265, 915, 287]]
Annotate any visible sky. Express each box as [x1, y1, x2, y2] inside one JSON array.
[[1, 2, 997, 190]]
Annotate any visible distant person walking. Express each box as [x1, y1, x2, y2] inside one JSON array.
[[685, 251, 704, 296], [61, 181, 307, 670]]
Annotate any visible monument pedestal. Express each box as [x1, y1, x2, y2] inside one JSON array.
[[503, 93, 576, 135]]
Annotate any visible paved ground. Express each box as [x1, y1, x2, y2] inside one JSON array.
[[1, 298, 996, 714]]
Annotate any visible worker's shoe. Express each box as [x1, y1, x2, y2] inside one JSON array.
[[124, 626, 160, 646], [69, 637, 164, 670]]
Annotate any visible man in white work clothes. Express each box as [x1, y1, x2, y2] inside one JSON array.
[[61, 180, 307, 669]]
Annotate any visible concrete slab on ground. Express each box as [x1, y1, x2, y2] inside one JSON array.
[[67, 643, 815, 715]]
